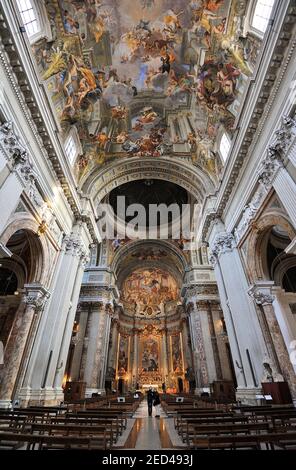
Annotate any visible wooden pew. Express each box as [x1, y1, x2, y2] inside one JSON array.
[[0, 432, 108, 450], [188, 422, 271, 446], [177, 416, 249, 442], [190, 431, 296, 450], [52, 416, 122, 439], [25, 422, 113, 448], [70, 410, 127, 430]]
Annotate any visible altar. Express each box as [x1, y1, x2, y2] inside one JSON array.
[[142, 384, 160, 391]]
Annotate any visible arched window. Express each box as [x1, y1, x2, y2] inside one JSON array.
[[251, 0, 275, 34], [16, 0, 40, 38], [15, 0, 52, 44], [219, 133, 231, 162]]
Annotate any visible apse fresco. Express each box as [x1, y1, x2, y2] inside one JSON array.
[[35, 1, 260, 178], [141, 337, 159, 372], [121, 268, 178, 316]]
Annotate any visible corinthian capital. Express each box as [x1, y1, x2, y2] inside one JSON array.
[[209, 232, 235, 265], [23, 283, 50, 311], [63, 233, 84, 256]]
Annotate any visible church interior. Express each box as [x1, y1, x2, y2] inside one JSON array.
[[0, 0, 296, 451]]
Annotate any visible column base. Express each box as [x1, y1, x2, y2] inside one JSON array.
[[85, 388, 106, 398], [236, 387, 263, 405], [18, 386, 64, 407]]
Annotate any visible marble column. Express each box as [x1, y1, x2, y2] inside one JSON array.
[[53, 252, 87, 390], [69, 307, 89, 381], [273, 167, 296, 228], [83, 302, 112, 395], [187, 301, 209, 390], [207, 301, 223, 380], [180, 313, 191, 373], [0, 283, 49, 408], [210, 302, 232, 381], [249, 285, 296, 402], [18, 232, 88, 405], [196, 300, 216, 385], [107, 314, 119, 380], [210, 232, 267, 402], [100, 304, 113, 390]]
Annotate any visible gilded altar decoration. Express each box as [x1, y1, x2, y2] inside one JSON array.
[[121, 268, 178, 317]]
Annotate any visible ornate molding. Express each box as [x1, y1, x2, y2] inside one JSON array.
[[258, 113, 296, 189], [0, 121, 27, 166], [209, 232, 236, 266], [184, 283, 218, 299], [234, 186, 267, 242]]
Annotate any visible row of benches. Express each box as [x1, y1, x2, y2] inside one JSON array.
[[0, 401, 139, 450], [170, 404, 296, 449]]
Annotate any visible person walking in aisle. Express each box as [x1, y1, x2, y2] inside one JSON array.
[[147, 387, 153, 416]]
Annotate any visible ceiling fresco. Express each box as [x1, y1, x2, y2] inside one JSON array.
[[35, 0, 260, 181]]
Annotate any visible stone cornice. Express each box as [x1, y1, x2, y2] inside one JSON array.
[[79, 284, 117, 304], [183, 283, 218, 300], [201, 3, 296, 241], [0, 4, 98, 243]]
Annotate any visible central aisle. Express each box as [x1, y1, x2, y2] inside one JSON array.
[[132, 400, 168, 449]]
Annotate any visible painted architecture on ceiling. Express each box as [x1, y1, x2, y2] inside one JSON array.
[[33, 0, 259, 182]]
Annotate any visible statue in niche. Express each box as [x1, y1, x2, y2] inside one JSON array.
[[262, 356, 283, 383]]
